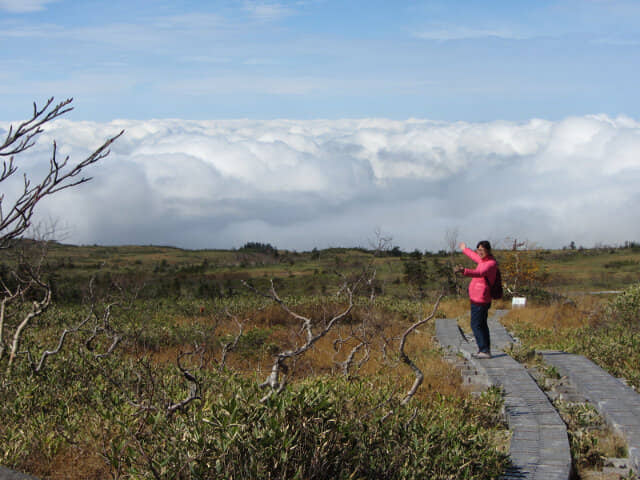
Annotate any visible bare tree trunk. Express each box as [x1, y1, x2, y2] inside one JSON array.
[[398, 293, 443, 405], [6, 286, 51, 375]]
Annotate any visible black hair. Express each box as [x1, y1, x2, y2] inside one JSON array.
[[476, 240, 492, 253]]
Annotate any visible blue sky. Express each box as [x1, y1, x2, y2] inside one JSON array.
[[2, 1, 640, 251], [2, 0, 640, 122]]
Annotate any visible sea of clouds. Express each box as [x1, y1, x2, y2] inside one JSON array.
[[2, 115, 640, 251]]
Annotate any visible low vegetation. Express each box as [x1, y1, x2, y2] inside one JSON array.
[[554, 400, 627, 473], [2, 238, 640, 479], [0, 292, 510, 479], [1, 356, 509, 479], [1, 237, 640, 479]]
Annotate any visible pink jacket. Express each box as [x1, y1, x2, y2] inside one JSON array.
[[462, 247, 497, 304]]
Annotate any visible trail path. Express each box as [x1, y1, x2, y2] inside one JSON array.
[[0, 467, 38, 479], [437, 310, 640, 479], [436, 311, 572, 480]]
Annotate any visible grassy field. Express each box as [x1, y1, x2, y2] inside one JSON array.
[[1, 241, 639, 478], [22, 241, 640, 308]]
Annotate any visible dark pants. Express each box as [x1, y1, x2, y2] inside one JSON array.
[[470, 302, 491, 353]]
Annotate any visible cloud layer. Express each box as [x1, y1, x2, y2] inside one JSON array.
[[3, 115, 640, 251]]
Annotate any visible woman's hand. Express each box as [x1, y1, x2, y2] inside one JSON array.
[[454, 264, 465, 274], [458, 242, 467, 251]]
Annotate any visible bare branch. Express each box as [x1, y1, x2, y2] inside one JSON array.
[[5, 275, 52, 375], [398, 294, 443, 405], [404, 407, 419, 428], [85, 300, 126, 358], [338, 341, 366, 376], [367, 268, 377, 301], [32, 310, 93, 373], [244, 279, 312, 327], [0, 288, 22, 361], [243, 278, 355, 401], [369, 227, 392, 255], [0, 98, 124, 247], [219, 310, 244, 371], [167, 346, 203, 416], [0, 97, 71, 157]]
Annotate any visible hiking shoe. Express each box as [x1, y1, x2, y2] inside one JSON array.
[[472, 351, 491, 359]]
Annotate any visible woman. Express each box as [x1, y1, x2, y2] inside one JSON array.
[[455, 240, 497, 359]]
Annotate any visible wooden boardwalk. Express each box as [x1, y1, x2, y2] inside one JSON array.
[[436, 312, 572, 480], [437, 310, 640, 479]]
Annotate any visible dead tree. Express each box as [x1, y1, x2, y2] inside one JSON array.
[[444, 227, 462, 295], [331, 268, 383, 377], [166, 346, 203, 417], [218, 310, 244, 371], [0, 240, 52, 375], [0, 97, 124, 247], [243, 278, 358, 402], [398, 293, 443, 405], [19, 274, 125, 377], [0, 97, 123, 377], [509, 238, 526, 251]]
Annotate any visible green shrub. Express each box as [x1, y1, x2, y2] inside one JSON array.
[[103, 375, 509, 480], [220, 327, 279, 357], [514, 286, 565, 304], [606, 283, 640, 326], [0, 355, 509, 479]]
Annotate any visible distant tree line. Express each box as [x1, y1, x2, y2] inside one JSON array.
[[240, 242, 279, 256]]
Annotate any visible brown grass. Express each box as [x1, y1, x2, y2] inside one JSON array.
[[595, 427, 627, 460], [144, 299, 467, 401], [438, 297, 470, 319], [25, 443, 109, 480], [501, 295, 606, 335]]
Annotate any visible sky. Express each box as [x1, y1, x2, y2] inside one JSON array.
[[1, 0, 640, 251]]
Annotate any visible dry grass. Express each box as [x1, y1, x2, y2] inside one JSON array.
[[596, 428, 628, 460], [581, 472, 627, 480], [501, 295, 606, 339], [438, 297, 469, 319], [25, 443, 109, 480], [142, 298, 468, 401]]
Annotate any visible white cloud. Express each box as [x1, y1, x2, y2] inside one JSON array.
[[242, 1, 295, 22], [152, 13, 227, 30], [413, 25, 526, 41], [2, 115, 640, 251], [0, 0, 58, 13]]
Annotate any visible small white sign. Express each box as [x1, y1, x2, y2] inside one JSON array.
[[512, 297, 527, 308]]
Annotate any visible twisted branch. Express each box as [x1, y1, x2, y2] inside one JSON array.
[[167, 346, 203, 416], [243, 278, 355, 402], [398, 293, 443, 405], [219, 310, 244, 371], [0, 97, 124, 247]]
